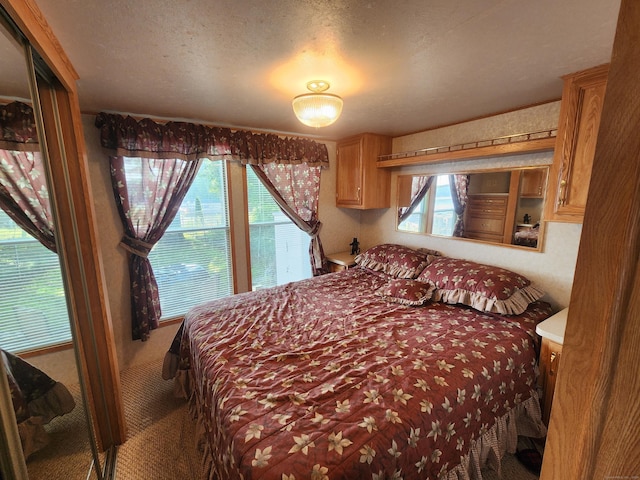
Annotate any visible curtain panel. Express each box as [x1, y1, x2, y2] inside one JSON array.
[[110, 156, 201, 341], [450, 174, 470, 237], [95, 113, 329, 167], [0, 102, 56, 252]]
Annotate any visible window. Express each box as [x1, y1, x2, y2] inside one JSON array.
[[432, 175, 456, 236], [246, 167, 311, 290], [0, 209, 71, 353], [148, 160, 233, 319], [397, 175, 456, 236], [398, 195, 428, 233]]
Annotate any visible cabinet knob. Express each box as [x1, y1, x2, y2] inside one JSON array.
[[558, 179, 568, 206]]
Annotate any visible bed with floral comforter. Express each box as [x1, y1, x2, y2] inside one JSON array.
[[165, 251, 551, 480]]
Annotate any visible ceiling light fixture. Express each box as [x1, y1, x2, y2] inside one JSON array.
[[292, 80, 343, 128]]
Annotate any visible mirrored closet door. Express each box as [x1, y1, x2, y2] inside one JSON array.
[[0, 5, 119, 479]]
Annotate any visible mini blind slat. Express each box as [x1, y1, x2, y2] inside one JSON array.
[[0, 214, 71, 353]]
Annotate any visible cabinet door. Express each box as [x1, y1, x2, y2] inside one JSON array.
[[520, 168, 547, 198], [336, 137, 363, 207], [336, 134, 391, 209], [539, 338, 563, 426], [545, 64, 608, 222]]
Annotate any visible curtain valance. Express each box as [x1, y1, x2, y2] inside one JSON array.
[[95, 112, 329, 167], [0, 102, 40, 151]]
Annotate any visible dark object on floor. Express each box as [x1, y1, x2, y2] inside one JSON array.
[[516, 448, 543, 475]]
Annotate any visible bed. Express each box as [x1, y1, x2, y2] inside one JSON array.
[[514, 224, 540, 248], [164, 244, 551, 479]]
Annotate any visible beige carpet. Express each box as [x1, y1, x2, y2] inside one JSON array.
[[115, 359, 203, 479], [24, 358, 541, 479], [25, 382, 98, 480]]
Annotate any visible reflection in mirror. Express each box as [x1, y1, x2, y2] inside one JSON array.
[[397, 167, 548, 250], [0, 12, 101, 480]]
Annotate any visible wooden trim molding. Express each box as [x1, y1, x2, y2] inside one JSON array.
[[0, 0, 78, 90], [39, 80, 127, 446], [540, 0, 640, 478]]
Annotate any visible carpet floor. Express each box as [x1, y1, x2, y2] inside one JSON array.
[[24, 357, 542, 479]]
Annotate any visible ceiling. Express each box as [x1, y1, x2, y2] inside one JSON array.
[[3, 0, 621, 141]]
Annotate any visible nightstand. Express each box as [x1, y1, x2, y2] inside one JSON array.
[[326, 251, 357, 273], [536, 308, 568, 426]]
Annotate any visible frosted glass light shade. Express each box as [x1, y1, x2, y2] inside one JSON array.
[[292, 81, 343, 128]]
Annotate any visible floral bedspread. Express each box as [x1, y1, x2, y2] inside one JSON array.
[[168, 267, 551, 479]]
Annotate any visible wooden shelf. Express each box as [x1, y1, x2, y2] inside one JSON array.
[[377, 129, 557, 168]]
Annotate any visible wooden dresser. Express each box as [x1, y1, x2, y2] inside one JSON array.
[[465, 194, 509, 243]]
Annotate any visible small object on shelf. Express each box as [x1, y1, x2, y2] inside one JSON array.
[[350, 237, 360, 255], [523, 213, 531, 224]]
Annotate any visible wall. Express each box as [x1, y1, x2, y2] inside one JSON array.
[[82, 115, 360, 371], [360, 101, 580, 311]]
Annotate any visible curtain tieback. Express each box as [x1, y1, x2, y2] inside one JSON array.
[[119, 235, 154, 258]]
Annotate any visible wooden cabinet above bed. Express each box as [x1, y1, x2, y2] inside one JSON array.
[[336, 133, 391, 209], [544, 64, 608, 223]]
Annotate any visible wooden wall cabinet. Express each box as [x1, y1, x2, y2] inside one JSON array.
[[520, 168, 547, 198], [545, 64, 609, 223], [336, 133, 391, 209]]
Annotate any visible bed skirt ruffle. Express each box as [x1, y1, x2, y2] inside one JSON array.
[[19, 382, 76, 458], [166, 347, 547, 480], [444, 392, 546, 480]]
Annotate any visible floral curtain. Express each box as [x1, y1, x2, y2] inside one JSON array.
[[0, 102, 56, 252], [398, 175, 434, 224], [110, 156, 201, 341], [450, 174, 470, 237], [96, 113, 330, 340], [250, 163, 327, 276]]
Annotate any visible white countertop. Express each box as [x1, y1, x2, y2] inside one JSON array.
[[536, 307, 568, 344], [326, 251, 357, 266]]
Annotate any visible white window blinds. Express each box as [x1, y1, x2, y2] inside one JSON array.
[[246, 167, 311, 290], [148, 160, 233, 319], [0, 210, 71, 353]]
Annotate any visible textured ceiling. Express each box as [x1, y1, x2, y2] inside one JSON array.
[[2, 0, 621, 140]]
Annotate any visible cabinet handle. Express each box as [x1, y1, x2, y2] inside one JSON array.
[[557, 179, 567, 206], [357, 187, 361, 202], [550, 351, 560, 376]]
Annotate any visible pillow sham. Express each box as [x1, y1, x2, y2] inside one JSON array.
[[354, 243, 436, 279], [375, 278, 436, 306], [415, 256, 545, 315]]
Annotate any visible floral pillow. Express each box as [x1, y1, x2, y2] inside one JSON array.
[[415, 257, 545, 315], [375, 278, 436, 306], [354, 243, 437, 279]]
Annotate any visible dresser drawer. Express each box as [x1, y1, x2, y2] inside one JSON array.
[[467, 196, 508, 216], [466, 215, 505, 235]]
